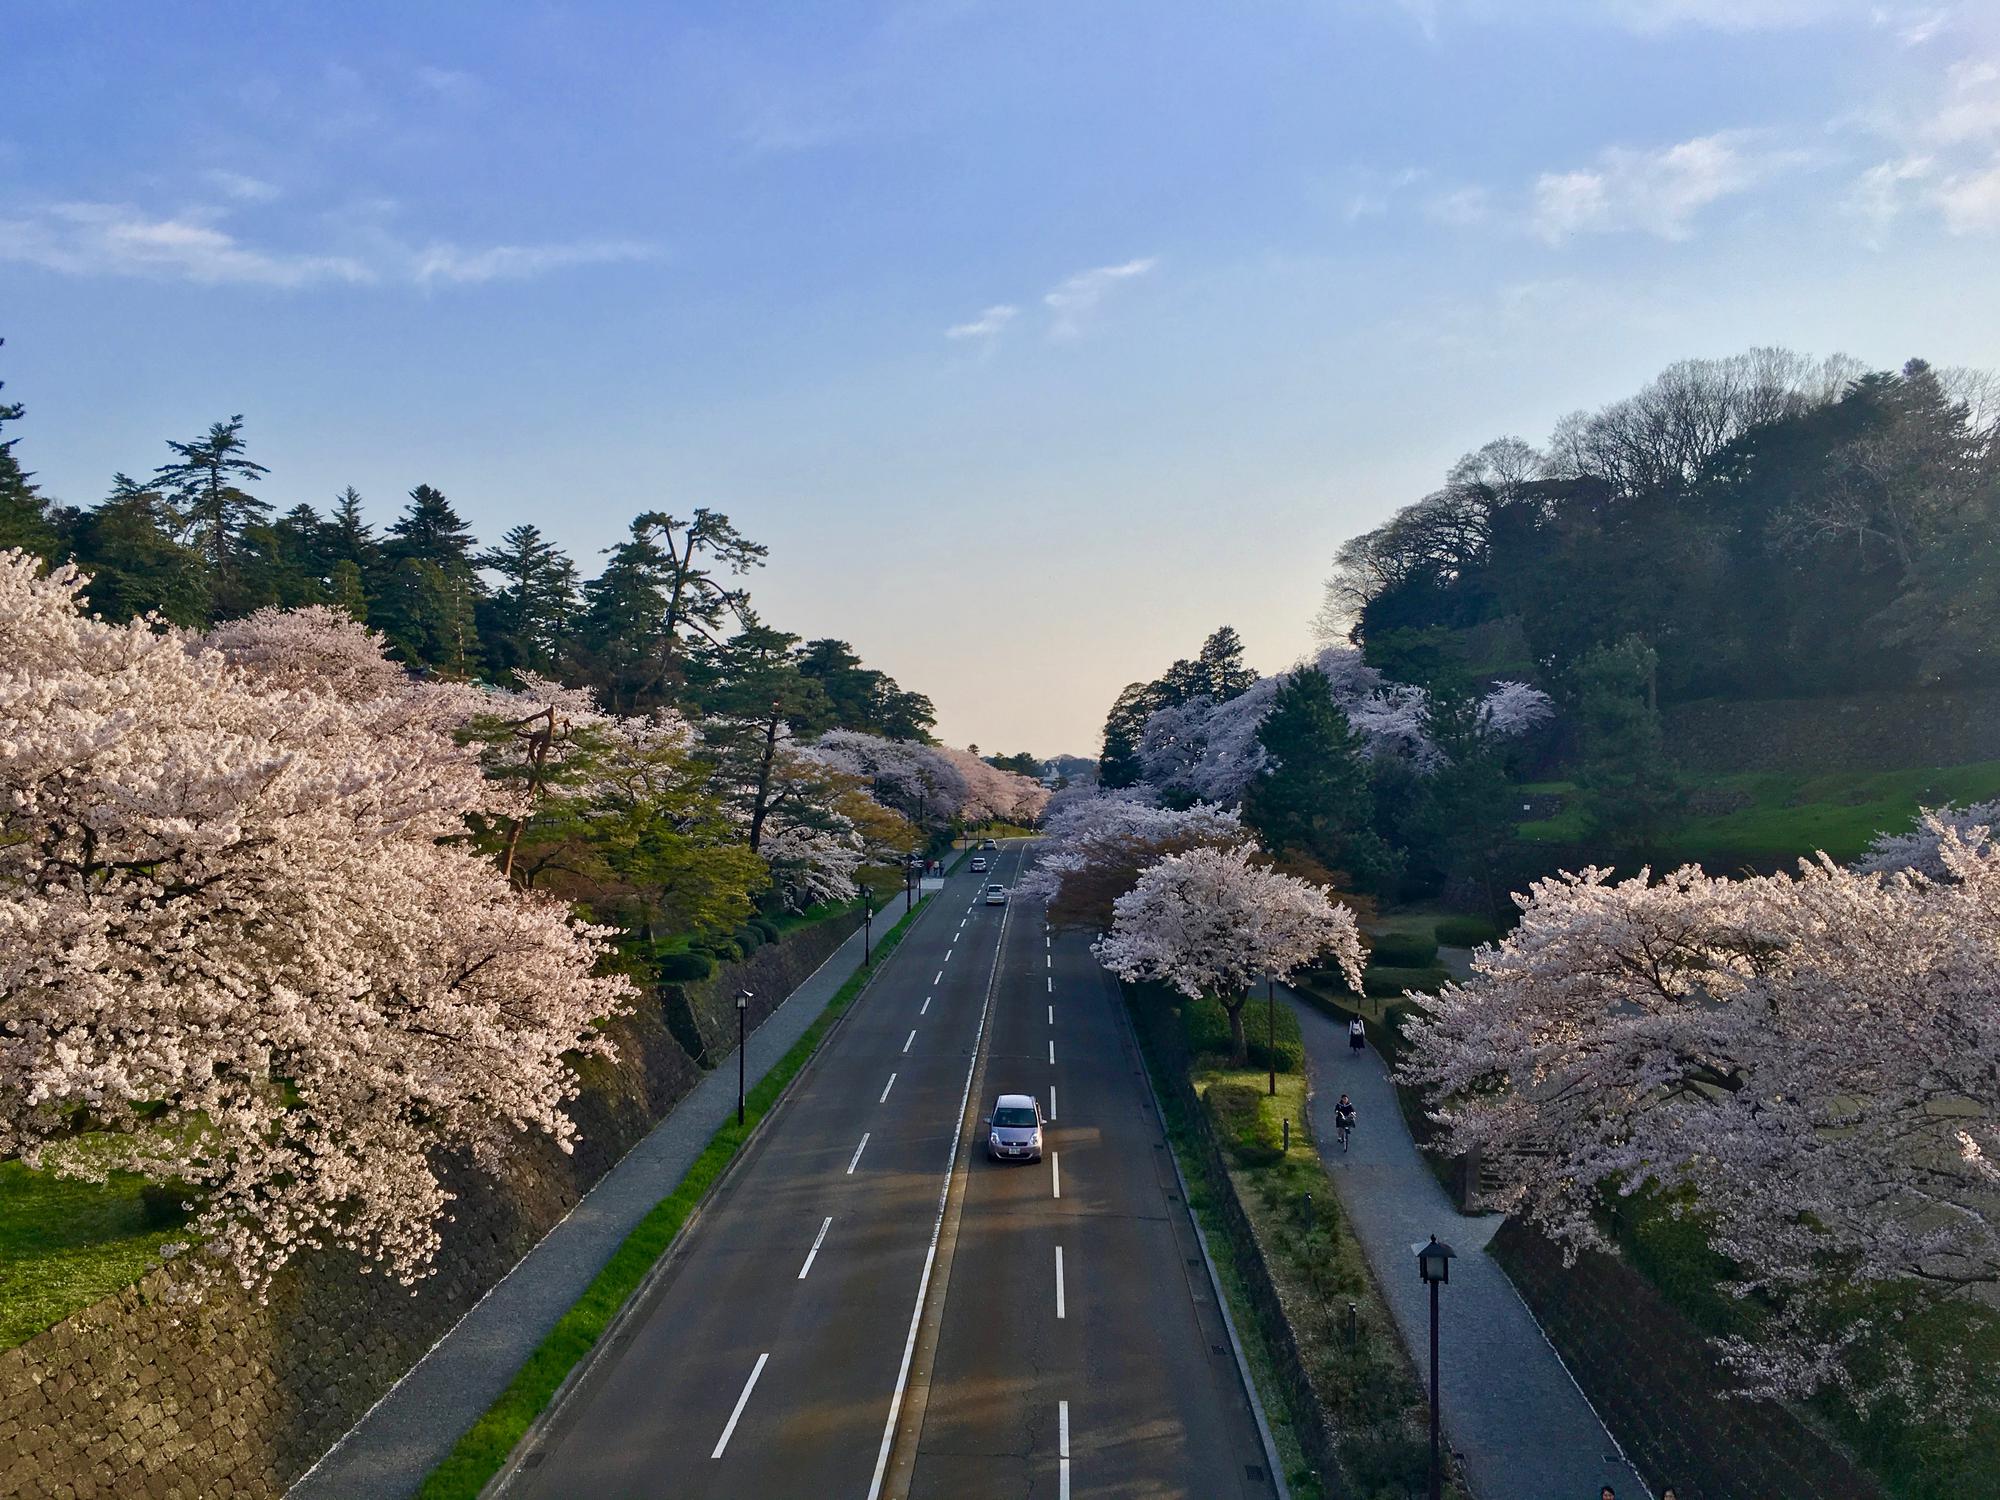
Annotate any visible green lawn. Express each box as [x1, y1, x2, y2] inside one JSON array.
[[0, 1158, 181, 1351], [1518, 759, 2000, 865]]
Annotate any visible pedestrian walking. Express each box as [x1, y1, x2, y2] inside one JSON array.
[[1348, 1014, 1366, 1055], [1599, 1488, 1615, 1500]]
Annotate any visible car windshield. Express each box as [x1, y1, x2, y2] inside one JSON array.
[[993, 1106, 1037, 1128]]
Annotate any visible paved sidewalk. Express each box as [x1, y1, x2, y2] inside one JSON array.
[[1287, 989, 1644, 1500], [290, 881, 954, 1500]]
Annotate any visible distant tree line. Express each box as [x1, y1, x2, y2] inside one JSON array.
[[0, 343, 936, 742]]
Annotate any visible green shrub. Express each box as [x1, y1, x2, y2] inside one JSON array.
[[1366, 930, 1439, 967], [750, 917, 781, 944], [1362, 964, 1450, 998], [1204, 1082, 1284, 1166], [1180, 995, 1302, 1073], [655, 951, 713, 983], [700, 936, 743, 963], [732, 925, 764, 955], [1433, 915, 1501, 948]]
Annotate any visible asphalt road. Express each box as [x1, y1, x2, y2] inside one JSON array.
[[505, 843, 1276, 1500]]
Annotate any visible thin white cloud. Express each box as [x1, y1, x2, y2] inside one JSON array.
[[1844, 51, 2000, 236], [1043, 257, 1158, 339], [0, 200, 654, 288], [945, 304, 1017, 340], [411, 239, 654, 285], [1530, 131, 1803, 242], [0, 203, 371, 287], [413, 65, 479, 103], [203, 170, 281, 203], [1423, 185, 1492, 227]]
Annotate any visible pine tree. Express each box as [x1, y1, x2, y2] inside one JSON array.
[[1243, 666, 1398, 891], [477, 523, 572, 678], [153, 415, 270, 614], [69, 475, 211, 625], [373, 484, 484, 673], [1196, 625, 1257, 701], [0, 341, 59, 559]]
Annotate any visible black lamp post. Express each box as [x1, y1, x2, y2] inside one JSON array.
[[1417, 1234, 1456, 1500], [735, 989, 752, 1128], [863, 894, 875, 966], [1266, 974, 1277, 1098], [905, 857, 916, 914]]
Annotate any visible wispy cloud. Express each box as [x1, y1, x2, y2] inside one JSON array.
[[411, 239, 653, 285], [1043, 257, 1158, 339], [0, 203, 370, 287], [203, 170, 281, 203], [1845, 53, 2000, 236], [945, 304, 1017, 340], [1530, 131, 1804, 242], [413, 65, 479, 103], [0, 200, 654, 288]]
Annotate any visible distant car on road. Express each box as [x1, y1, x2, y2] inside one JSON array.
[[981, 838, 998, 850], [986, 1093, 1045, 1161], [985, 884, 1007, 905], [969, 856, 989, 873]]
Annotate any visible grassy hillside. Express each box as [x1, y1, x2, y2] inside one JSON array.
[[1518, 759, 2000, 867]]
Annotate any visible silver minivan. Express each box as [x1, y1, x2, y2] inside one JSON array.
[[986, 1093, 1045, 1162]]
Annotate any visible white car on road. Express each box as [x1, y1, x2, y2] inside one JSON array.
[[985, 884, 1007, 905], [987, 1093, 1045, 1161]]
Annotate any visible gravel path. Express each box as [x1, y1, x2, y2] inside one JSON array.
[[1287, 988, 1645, 1500], [289, 879, 952, 1500]]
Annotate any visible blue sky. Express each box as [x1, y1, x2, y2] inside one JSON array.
[[5, 1, 1999, 753]]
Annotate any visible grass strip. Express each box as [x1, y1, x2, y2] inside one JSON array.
[[417, 893, 934, 1499]]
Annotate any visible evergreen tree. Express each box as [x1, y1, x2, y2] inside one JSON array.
[[1242, 666, 1399, 891], [153, 415, 270, 613], [69, 475, 211, 625], [477, 523, 573, 678], [1099, 681, 1151, 788], [1572, 635, 1684, 850], [374, 484, 483, 674], [580, 509, 765, 710], [1196, 625, 1257, 701], [796, 637, 938, 740], [0, 341, 59, 559]]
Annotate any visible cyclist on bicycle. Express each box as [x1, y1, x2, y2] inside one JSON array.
[[1334, 1093, 1357, 1147]]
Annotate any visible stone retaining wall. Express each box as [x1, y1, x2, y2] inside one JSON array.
[[1665, 687, 2000, 775], [0, 912, 860, 1500], [1488, 1218, 1883, 1500]]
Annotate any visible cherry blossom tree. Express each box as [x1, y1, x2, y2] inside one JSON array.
[[0, 551, 631, 1290], [1020, 789, 1245, 929], [1094, 843, 1364, 1061], [1130, 643, 1551, 803], [1398, 835, 2000, 1408], [1855, 798, 1998, 878]]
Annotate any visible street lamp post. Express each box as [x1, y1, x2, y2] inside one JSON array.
[[1417, 1234, 1457, 1500], [863, 895, 875, 967], [905, 858, 916, 914], [735, 989, 752, 1128], [1266, 974, 1277, 1098]]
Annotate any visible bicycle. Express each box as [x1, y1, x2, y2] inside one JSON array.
[[1336, 1115, 1355, 1152]]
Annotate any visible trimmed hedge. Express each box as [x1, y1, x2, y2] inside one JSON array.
[[749, 917, 781, 944], [654, 951, 714, 983], [1366, 929, 1439, 967], [1362, 963, 1451, 998], [1180, 994, 1302, 1074], [1433, 915, 1501, 948], [731, 925, 764, 955], [1203, 1082, 1284, 1166]]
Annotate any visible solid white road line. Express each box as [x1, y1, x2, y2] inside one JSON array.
[[1051, 1151, 1061, 1199], [903, 1028, 917, 1054], [798, 1216, 832, 1280], [1058, 1399, 1071, 1498], [848, 1133, 871, 1174], [1055, 1245, 1066, 1319], [711, 1353, 769, 1458], [1049, 1085, 1057, 1121], [879, 1073, 897, 1104], [920, 994, 931, 1015]]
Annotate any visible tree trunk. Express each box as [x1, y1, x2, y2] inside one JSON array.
[[1225, 996, 1248, 1065]]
